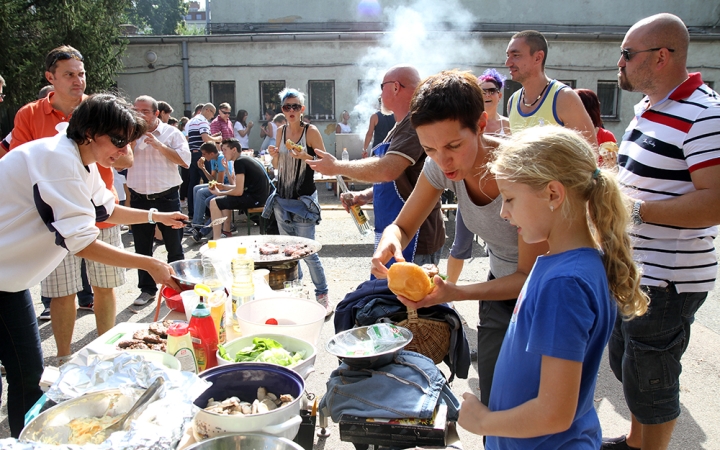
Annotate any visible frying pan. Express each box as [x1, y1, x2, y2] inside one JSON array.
[[199, 235, 322, 264]]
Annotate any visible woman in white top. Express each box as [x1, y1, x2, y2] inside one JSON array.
[[233, 109, 253, 149], [336, 110, 352, 133], [478, 69, 510, 137]]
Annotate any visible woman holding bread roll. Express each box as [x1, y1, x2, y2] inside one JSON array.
[[371, 70, 547, 408], [265, 88, 332, 316]]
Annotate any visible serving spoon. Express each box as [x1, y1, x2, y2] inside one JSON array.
[[96, 376, 165, 441]]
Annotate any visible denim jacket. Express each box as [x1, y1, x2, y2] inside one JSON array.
[[319, 350, 461, 422], [334, 279, 471, 380], [261, 190, 321, 224]]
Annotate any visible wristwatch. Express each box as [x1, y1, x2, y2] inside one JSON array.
[[148, 207, 158, 224], [631, 200, 644, 226]]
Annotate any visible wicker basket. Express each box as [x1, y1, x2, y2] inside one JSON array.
[[396, 308, 451, 364]]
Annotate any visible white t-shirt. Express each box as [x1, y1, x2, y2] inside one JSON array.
[[0, 133, 116, 291], [234, 121, 250, 148]]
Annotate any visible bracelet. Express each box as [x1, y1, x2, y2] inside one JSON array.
[[148, 207, 158, 224], [631, 200, 644, 226]]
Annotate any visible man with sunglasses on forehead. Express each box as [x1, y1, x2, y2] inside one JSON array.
[[504, 31, 596, 145], [9, 45, 133, 365], [602, 14, 720, 450], [128, 95, 191, 306]]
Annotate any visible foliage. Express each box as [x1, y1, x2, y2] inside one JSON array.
[[125, 0, 189, 35], [0, 0, 132, 134]]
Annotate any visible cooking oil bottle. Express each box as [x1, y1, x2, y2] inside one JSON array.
[[202, 241, 224, 291], [337, 176, 371, 235], [230, 247, 254, 332]]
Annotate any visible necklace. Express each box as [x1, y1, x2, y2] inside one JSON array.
[[522, 80, 550, 108]]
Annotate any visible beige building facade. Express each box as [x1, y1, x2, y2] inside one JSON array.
[[116, 0, 720, 153]]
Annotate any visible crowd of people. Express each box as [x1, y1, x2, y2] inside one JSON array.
[[0, 12, 718, 450]]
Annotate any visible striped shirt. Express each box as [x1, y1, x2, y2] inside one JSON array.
[[617, 73, 720, 293], [186, 114, 210, 151]]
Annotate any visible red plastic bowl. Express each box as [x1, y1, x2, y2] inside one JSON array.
[[162, 286, 185, 313]]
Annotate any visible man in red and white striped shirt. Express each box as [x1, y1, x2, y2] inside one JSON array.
[[603, 13, 720, 450]]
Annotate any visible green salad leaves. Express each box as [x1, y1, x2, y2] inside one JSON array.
[[218, 337, 305, 366]]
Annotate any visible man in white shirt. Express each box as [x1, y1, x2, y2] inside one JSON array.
[[127, 95, 191, 305]]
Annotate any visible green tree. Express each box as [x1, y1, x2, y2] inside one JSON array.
[[125, 0, 188, 35], [0, 0, 132, 134]]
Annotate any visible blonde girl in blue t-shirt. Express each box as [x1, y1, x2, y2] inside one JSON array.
[[459, 126, 648, 448]]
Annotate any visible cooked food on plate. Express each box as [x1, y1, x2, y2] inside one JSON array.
[[204, 388, 294, 416]]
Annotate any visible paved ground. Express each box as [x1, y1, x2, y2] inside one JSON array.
[[2, 186, 719, 449]]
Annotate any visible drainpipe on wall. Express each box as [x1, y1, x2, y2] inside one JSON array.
[[182, 40, 191, 117]]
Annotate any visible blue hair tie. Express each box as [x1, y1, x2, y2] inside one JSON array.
[[592, 168, 601, 179]]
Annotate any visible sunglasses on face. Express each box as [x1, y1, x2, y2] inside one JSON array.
[[482, 88, 500, 95], [380, 80, 406, 91], [282, 103, 303, 112], [109, 135, 129, 149], [220, 110, 231, 115], [620, 47, 674, 62]]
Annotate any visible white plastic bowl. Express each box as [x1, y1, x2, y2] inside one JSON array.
[[217, 333, 316, 379], [235, 297, 326, 346]]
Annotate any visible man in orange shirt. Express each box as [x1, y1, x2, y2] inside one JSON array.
[[10, 45, 132, 364]]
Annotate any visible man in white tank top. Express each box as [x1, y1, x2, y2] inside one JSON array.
[[505, 30, 596, 145]]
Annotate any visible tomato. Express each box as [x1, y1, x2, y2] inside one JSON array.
[[265, 318, 279, 325]]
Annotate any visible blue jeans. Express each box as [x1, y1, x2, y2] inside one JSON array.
[[273, 201, 328, 296], [192, 184, 216, 226], [129, 188, 185, 295], [608, 284, 707, 424], [0, 290, 44, 437], [187, 151, 210, 220]]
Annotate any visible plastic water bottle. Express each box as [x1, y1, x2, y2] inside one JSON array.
[[341, 147, 349, 161], [230, 247, 254, 331], [337, 176, 371, 235], [201, 241, 223, 291]]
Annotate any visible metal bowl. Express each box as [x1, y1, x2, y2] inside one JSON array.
[[186, 433, 303, 450], [326, 324, 413, 369], [170, 259, 204, 291], [20, 388, 141, 445]]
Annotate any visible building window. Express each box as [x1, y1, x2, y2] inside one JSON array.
[[558, 79, 576, 88], [597, 81, 620, 120], [502, 80, 522, 116], [210, 81, 235, 113], [260, 80, 286, 119], [308, 80, 335, 121]]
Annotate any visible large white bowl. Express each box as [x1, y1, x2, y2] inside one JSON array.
[[235, 297, 326, 346], [216, 333, 316, 379]]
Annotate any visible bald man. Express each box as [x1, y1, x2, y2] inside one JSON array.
[[308, 65, 445, 265], [602, 14, 720, 450]]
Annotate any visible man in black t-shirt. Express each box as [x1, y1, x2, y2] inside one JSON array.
[[202, 138, 271, 241]]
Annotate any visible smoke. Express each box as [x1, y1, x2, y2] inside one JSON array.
[[352, 0, 488, 143]]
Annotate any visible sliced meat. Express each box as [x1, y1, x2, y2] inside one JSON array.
[[148, 321, 169, 338], [259, 243, 279, 255], [117, 339, 145, 349], [142, 333, 165, 345]]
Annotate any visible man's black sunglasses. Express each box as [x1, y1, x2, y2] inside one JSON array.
[[621, 47, 674, 62]]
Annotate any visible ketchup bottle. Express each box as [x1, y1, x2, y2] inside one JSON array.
[[189, 301, 219, 371]]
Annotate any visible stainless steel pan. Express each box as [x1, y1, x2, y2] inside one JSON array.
[[200, 235, 322, 264]]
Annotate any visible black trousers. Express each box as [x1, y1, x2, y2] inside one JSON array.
[[129, 187, 184, 295]]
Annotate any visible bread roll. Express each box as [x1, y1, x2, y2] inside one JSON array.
[[387, 262, 434, 302]]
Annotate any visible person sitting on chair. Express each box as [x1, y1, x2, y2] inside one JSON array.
[[207, 138, 272, 240]]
